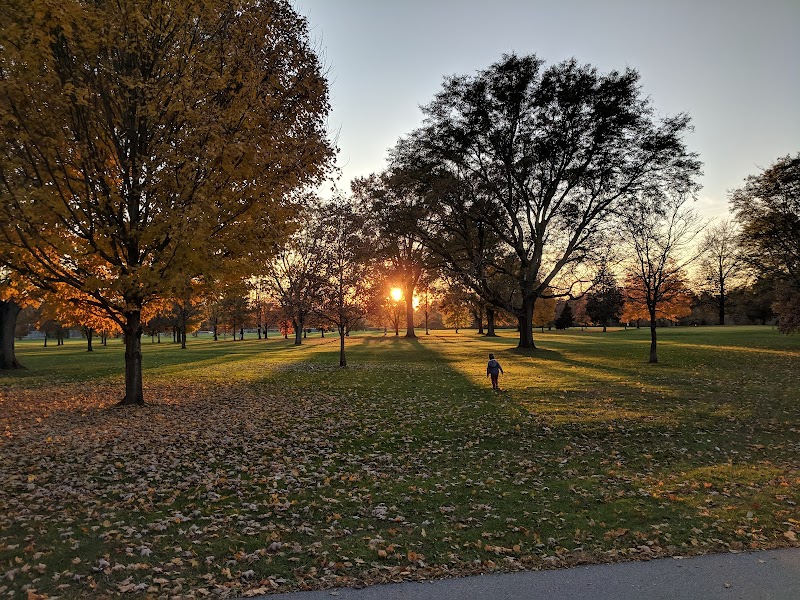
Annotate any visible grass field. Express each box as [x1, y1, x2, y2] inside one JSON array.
[[1, 326, 799, 598]]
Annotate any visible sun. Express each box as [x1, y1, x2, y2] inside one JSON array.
[[390, 287, 403, 302]]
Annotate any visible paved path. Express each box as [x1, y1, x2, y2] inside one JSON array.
[[255, 548, 800, 600]]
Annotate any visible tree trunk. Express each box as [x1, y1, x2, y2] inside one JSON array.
[[476, 312, 484, 335], [121, 311, 145, 405], [517, 298, 536, 348], [719, 283, 726, 326], [648, 309, 658, 363], [339, 325, 346, 367], [0, 300, 23, 369], [404, 283, 416, 338], [86, 327, 94, 351], [294, 318, 302, 346], [485, 308, 497, 337], [181, 312, 187, 349]]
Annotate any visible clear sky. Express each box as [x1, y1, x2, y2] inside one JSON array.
[[291, 0, 799, 219]]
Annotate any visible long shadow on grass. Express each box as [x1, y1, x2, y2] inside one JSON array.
[[5, 336, 338, 387]]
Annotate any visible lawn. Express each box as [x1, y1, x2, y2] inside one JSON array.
[[1, 326, 798, 598]]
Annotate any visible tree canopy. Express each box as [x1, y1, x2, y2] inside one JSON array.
[[731, 154, 800, 333], [392, 53, 700, 348], [0, 0, 333, 401]]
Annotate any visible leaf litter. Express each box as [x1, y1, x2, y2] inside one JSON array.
[[1, 331, 798, 598]]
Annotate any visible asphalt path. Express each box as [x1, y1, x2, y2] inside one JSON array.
[[253, 548, 800, 600]]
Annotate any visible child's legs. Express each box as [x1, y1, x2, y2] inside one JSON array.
[[490, 373, 499, 388]]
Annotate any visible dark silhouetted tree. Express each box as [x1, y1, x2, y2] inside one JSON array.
[[555, 303, 574, 330], [586, 269, 624, 332], [393, 53, 700, 349], [731, 154, 800, 333]]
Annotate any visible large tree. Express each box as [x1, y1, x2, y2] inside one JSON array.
[[393, 53, 700, 348], [731, 154, 800, 333], [0, 0, 333, 401]]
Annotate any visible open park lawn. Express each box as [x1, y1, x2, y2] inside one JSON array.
[[1, 326, 799, 598]]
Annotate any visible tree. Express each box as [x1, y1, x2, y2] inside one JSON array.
[[0, 279, 24, 368], [315, 199, 377, 367], [621, 193, 704, 362], [554, 303, 574, 330], [585, 269, 624, 332], [0, 272, 39, 368], [167, 281, 206, 348], [533, 295, 557, 330], [0, 0, 333, 402], [221, 293, 251, 341], [731, 154, 800, 333], [264, 210, 326, 346], [439, 286, 472, 333], [251, 279, 272, 340], [37, 285, 122, 351], [393, 53, 700, 349], [697, 219, 745, 325], [14, 306, 37, 340], [145, 314, 170, 343], [380, 285, 405, 336], [354, 173, 430, 338], [727, 277, 776, 325], [622, 277, 693, 325]]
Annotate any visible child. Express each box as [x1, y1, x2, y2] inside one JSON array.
[[486, 353, 504, 390]]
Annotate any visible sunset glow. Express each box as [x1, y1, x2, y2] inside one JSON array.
[[390, 287, 403, 302]]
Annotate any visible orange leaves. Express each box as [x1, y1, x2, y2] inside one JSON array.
[[603, 528, 629, 540]]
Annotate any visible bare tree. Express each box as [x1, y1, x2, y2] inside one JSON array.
[[263, 211, 325, 346], [315, 199, 377, 367], [621, 193, 705, 363], [697, 219, 745, 325]]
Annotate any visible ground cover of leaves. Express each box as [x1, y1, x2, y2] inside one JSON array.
[[1, 327, 798, 599]]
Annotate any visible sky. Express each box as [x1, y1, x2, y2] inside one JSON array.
[[290, 0, 799, 220]]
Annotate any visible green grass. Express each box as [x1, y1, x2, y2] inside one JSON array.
[[1, 326, 798, 598]]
